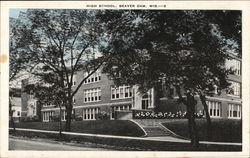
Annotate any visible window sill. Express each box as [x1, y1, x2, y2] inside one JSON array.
[[83, 100, 101, 103], [111, 97, 132, 100], [227, 94, 241, 98], [83, 81, 101, 85], [228, 117, 241, 119]]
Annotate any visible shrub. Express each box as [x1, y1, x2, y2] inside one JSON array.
[[75, 115, 83, 121], [133, 110, 204, 119], [20, 116, 41, 122], [51, 115, 60, 122], [96, 111, 110, 120]]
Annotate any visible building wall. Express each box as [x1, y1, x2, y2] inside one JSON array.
[[38, 54, 242, 121], [21, 79, 40, 119], [158, 55, 242, 119]]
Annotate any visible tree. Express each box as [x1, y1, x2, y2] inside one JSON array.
[[9, 17, 32, 131], [99, 10, 241, 148], [24, 74, 65, 138], [12, 9, 107, 131]]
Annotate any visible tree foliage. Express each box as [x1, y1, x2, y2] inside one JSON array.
[[99, 10, 241, 148], [11, 9, 106, 131]]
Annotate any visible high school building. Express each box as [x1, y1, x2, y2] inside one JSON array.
[[21, 54, 242, 122]]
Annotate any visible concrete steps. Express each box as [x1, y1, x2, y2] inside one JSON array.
[[132, 119, 178, 137], [142, 126, 172, 137]]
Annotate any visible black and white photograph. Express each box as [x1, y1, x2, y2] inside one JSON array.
[[1, 1, 250, 158]]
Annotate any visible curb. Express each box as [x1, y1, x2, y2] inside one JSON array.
[[129, 119, 147, 137], [159, 122, 190, 140]]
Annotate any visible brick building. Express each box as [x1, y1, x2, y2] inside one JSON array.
[[40, 69, 155, 122], [158, 54, 242, 119], [21, 54, 242, 122]]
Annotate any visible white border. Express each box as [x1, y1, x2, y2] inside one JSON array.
[[1, 1, 250, 158]]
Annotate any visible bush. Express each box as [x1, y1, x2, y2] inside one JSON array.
[[75, 115, 83, 121], [20, 116, 41, 122], [31, 115, 41, 122], [96, 111, 110, 120], [51, 115, 60, 122], [133, 110, 204, 119]]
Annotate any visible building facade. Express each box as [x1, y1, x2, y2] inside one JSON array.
[[21, 55, 242, 122], [157, 54, 242, 119], [40, 70, 156, 122]]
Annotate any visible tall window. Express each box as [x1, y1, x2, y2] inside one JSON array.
[[84, 71, 101, 84], [29, 91, 34, 99], [43, 111, 54, 122], [206, 101, 221, 117], [84, 88, 101, 103], [142, 94, 150, 109], [72, 75, 76, 86], [61, 110, 66, 121], [228, 104, 241, 119], [225, 59, 241, 76], [227, 81, 241, 97], [83, 108, 100, 120], [111, 85, 132, 99]]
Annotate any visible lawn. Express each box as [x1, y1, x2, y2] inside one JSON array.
[[11, 120, 145, 137], [162, 118, 242, 143]]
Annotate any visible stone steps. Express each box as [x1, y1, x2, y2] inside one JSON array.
[[143, 126, 172, 137]]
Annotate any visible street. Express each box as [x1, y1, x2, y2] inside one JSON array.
[[9, 137, 113, 151]]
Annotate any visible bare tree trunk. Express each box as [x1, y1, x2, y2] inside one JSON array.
[[59, 105, 62, 138], [186, 93, 199, 148], [199, 93, 212, 141], [65, 101, 73, 132], [175, 86, 199, 148], [154, 83, 161, 113]]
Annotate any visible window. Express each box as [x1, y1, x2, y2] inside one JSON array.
[[227, 81, 241, 97], [29, 91, 34, 99], [72, 75, 76, 86], [225, 59, 241, 76], [84, 88, 101, 103], [17, 111, 20, 116], [111, 85, 132, 99], [61, 110, 66, 121], [141, 90, 153, 110], [84, 71, 101, 84], [43, 111, 54, 122], [228, 104, 241, 119], [142, 94, 149, 110], [63, 75, 76, 87], [206, 101, 221, 117], [83, 108, 100, 120]]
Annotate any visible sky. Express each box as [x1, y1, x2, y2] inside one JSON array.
[[9, 9, 27, 18]]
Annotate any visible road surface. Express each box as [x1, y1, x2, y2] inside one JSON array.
[[9, 137, 112, 151]]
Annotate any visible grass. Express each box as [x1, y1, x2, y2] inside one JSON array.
[[11, 120, 145, 137], [9, 130, 241, 151], [162, 118, 242, 143]]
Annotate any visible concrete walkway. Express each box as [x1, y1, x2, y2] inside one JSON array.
[[9, 128, 242, 146]]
